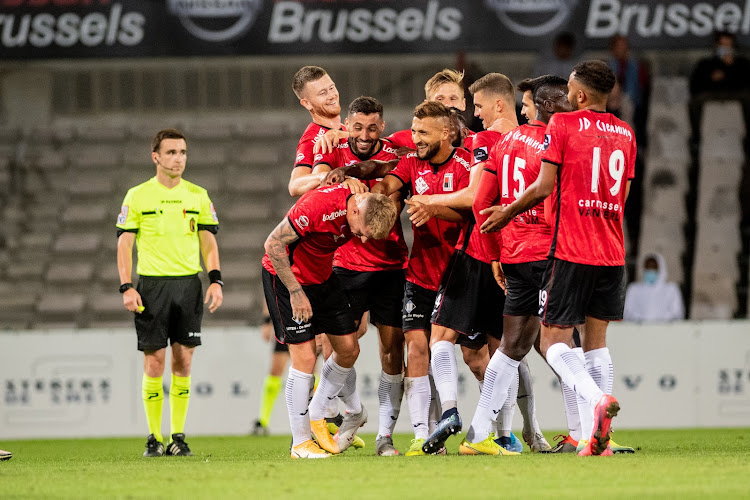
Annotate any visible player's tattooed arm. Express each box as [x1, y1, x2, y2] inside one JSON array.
[[321, 159, 400, 185], [481, 160, 557, 233], [264, 218, 313, 322]]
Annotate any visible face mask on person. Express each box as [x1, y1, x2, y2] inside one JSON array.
[[643, 270, 659, 285], [716, 46, 734, 59]]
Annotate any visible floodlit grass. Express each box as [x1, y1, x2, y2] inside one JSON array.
[[2, 429, 749, 499]]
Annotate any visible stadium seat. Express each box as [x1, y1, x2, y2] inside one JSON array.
[[53, 233, 102, 255], [36, 291, 86, 322]]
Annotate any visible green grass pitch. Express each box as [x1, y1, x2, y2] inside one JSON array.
[[2, 429, 749, 499]]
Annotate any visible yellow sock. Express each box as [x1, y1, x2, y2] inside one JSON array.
[[259, 375, 282, 427], [142, 375, 163, 443], [170, 374, 191, 437]]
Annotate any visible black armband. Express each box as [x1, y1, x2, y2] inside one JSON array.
[[208, 270, 223, 286]]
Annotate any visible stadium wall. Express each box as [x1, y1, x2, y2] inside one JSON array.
[[1, 321, 748, 440]]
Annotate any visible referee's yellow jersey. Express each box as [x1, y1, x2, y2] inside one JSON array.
[[116, 177, 218, 277]]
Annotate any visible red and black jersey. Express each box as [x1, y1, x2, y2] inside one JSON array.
[[262, 185, 352, 285], [480, 122, 552, 264], [542, 110, 637, 266], [313, 140, 408, 271], [294, 122, 345, 169], [388, 148, 471, 291]]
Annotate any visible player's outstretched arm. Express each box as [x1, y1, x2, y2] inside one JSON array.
[[411, 162, 484, 210], [321, 159, 400, 186], [481, 160, 557, 233], [199, 230, 223, 313], [289, 166, 328, 197], [313, 128, 348, 155], [117, 232, 144, 314], [264, 219, 312, 323]]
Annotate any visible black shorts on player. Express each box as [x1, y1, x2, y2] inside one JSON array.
[[273, 339, 290, 353], [502, 260, 547, 317], [431, 250, 504, 347], [402, 280, 437, 332], [135, 275, 203, 352], [262, 268, 356, 345], [538, 258, 626, 327], [333, 267, 405, 328]]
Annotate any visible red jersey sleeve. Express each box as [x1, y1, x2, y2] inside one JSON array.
[[287, 195, 318, 238], [473, 169, 502, 261], [388, 153, 415, 186], [541, 114, 566, 167], [386, 129, 414, 149], [312, 148, 339, 169]]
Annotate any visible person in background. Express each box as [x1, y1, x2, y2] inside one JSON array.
[[533, 32, 580, 79], [624, 253, 685, 322], [689, 31, 750, 149]]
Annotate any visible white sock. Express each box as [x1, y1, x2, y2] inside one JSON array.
[[427, 368, 441, 434], [309, 357, 351, 421], [286, 368, 314, 447], [559, 374, 582, 441], [405, 376, 430, 440], [585, 347, 614, 394], [466, 350, 519, 443], [499, 370, 519, 438], [431, 341, 458, 415], [546, 343, 602, 442], [572, 347, 592, 441], [338, 367, 362, 414], [516, 358, 541, 436], [377, 371, 403, 438]]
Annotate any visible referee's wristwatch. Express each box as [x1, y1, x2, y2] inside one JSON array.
[[119, 283, 134, 293]]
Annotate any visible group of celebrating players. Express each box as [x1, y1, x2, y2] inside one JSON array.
[[260, 61, 637, 459]]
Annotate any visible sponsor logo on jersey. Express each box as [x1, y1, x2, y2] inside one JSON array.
[[485, 0, 577, 37], [295, 215, 309, 228], [322, 209, 346, 222], [117, 205, 129, 225], [405, 300, 416, 313], [473, 146, 489, 163], [454, 154, 471, 171], [168, 0, 262, 43], [210, 202, 218, 222], [296, 153, 305, 163], [187, 331, 201, 337], [443, 173, 454, 191], [543, 134, 551, 150], [314, 153, 324, 162], [415, 176, 429, 195]]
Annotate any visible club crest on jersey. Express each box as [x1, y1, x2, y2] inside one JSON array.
[[543, 134, 551, 150], [405, 300, 416, 313], [117, 205, 129, 225], [295, 215, 309, 228], [443, 173, 454, 191], [415, 176, 429, 195], [189, 217, 196, 232]]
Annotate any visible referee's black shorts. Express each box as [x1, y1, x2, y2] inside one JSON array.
[[135, 275, 203, 352]]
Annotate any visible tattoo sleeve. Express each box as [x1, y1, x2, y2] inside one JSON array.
[[264, 218, 304, 294]]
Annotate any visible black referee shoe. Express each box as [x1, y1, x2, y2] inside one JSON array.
[[143, 434, 164, 457], [166, 433, 193, 456]]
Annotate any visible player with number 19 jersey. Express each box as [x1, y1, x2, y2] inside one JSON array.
[[542, 110, 636, 266]]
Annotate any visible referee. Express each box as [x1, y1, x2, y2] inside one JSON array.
[[116, 129, 223, 457]]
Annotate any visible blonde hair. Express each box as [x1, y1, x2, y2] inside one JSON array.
[[362, 194, 398, 240], [424, 69, 464, 100]]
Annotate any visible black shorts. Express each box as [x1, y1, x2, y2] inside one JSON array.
[[431, 250, 503, 348], [402, 281, 437, 333], [273, 339, 289, 353], [503, 260, 547, 317], [333, 267, 405, 328], [262, 268, 356, 345], [539, 259, 626, 328], [135, 275, 203, 352]]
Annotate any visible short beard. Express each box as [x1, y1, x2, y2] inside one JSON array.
[[314, 103, 341, 119], [349, 137, 377, 160], [417, 141, 441, 161]]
